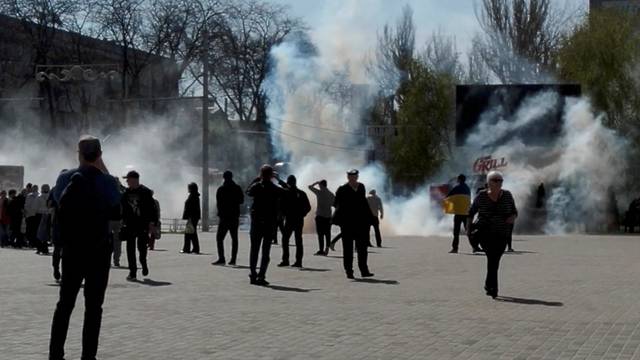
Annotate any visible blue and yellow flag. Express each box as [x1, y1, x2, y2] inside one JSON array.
[[443, 184, 471, 215]]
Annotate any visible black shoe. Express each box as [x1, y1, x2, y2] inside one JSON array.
[[249, 275, 257, 285], [507, 248, 514, 252], [180, 250, 190, 254], [228, 260, 236, 266], [126, 275, 137, 281], [449, 249, 458, 253], [329, 243, 336, 251], [346, 273, 354, 279], [113, 262, 120, 267], [314, 250, 324, 256], [53, 269, 61, 281], [192, 251, 200, 255], [473, 248, 484, 253], [361, 272, 375, 277], [277, 261, 289, 267], [291, 262, 302, 268], [255, 278, 270, 286], [142, 266, 149, 277], [212, 259, 226, 265]]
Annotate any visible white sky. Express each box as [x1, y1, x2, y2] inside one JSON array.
[[272, 0, 588, 60]]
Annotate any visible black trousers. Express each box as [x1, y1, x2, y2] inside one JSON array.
[[183, 219, 200, 253], [483, 236, 507, 293], [451, 214, 470, 250], [506, 224, 514, 250], [9, 219, 24, 247], [49, 249, 111, 360], [282, 217, 304, 264], [216, 217, 238, 262], [340, 226, 370, 276], [315, 216, 331, 251], [52, 244, 62, 274], [249, 220, 275, 279], [26, 215, 41, 247], [370, 218, 382, 247], [125, 229, 148, 277]]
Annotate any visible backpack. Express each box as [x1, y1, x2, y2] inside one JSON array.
[[57, 171, 104, 250]]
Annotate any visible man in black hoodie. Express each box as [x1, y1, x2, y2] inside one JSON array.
[[246, 165, 288, 285], [182, 182, 201, 254], [278, 175, 311, 268], [213, 170, 244, 266], [121, 170, 158, 281]]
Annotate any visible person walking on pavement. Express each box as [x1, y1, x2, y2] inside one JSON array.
[[467, 170, 518, 299], [213, 171, 243, 265], [366, 189, 384, 247], [278, 175, 311, 268], [49, 135, 121, 360], [308, 179, 335, 255], [182, 183, 201, 254], [25, 184, 40, 249], [36, 184, 52, 255], [246, 165, 288, 285], [121, 170, 158, 281], [445, 174, 480, 253], [333, 169, 375, 279], [7, 189, 25, 248]]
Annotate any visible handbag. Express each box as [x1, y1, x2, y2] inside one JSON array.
[[469, 218, 487, 249], [185, 220, 195, 234]]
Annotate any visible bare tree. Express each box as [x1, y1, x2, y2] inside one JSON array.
[[367, 4, 415, 97], [206, 0, 302, 123], [474, 0, 577, 83], [422, 29, 465, 82]]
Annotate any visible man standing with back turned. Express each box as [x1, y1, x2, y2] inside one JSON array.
[[49, 135, 120, 360]]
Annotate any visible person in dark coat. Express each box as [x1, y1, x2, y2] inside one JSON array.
[[277, 175, 311, 268], [49, 135, 121, 360], [7, 188, 25, 248], [182, 182, 201, 254], [213, 171, 244, 265], [246, 165, 288, 285], [121, 170, 158, 280], [467, 170, 517, 299], [332, 169, 375, 279]]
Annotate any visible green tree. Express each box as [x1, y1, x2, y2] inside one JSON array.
[[557, 9, 640, 135], [386, 59, 454, 188]]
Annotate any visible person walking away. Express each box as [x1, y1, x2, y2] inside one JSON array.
[[25, 184, 40, 249], [121, 170, 157, 281], [213, 171, 243, 265], [148, 190, 161, 250], [467, 170, 517, 299], [182, 183, 201, 254], [366, 189, 384, 247], [246, 165, 288, 285], [7, 189, 25, 248], [444, 174, 479, 253], [278, 175, 311, 268], [0, 190, 9, 247], [36, 184, 52, 255], [308, 180, 335, 255], [333, 169, 375, 279], [49, 135, 121, 360]]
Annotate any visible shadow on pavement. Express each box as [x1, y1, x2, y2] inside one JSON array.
[[505, 250, 537, 255], [149, 249, 168, 252], [137, 278, 172, 287], [228, 265, 251, 269], [496, 296, 563, 306], [354, 278, 399, 285], [266, 284, 320, 292], [325, 255, 343, 259], [299, 267, 331, 272]]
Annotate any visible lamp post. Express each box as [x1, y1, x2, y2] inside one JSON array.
[[201, 28, 210, 232]]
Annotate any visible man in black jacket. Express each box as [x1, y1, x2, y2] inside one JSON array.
[[333, 169, 374, 279], [246, 165, 288, 285], [121, 170, 158, 281], [213, 170, 244, 265], [49, 135, 121, 360], [182, 182, 201, 254], [278, 175, 311, 268]]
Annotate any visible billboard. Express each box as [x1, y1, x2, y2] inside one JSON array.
[[0, 166, 24, 191]]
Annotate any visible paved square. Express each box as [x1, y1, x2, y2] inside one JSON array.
[[2, 231, 640, 359]]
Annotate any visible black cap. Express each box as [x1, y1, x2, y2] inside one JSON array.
[[347, 169, 359, 175], [123, 170, 140, 179]]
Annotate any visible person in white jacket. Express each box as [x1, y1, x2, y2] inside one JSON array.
[[36, 184, 52, 255], [24, 185, 40, 250]]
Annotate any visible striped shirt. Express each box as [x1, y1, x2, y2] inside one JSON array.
[[469, 190, 518, 237]]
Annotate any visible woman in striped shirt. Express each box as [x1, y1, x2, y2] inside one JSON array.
[[467, 170, 517, 299]]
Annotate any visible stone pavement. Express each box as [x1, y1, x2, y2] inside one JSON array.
[[3, 231, 640, 360]]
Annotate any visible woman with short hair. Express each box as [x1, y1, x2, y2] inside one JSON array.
[[468, 171, 517, 298]]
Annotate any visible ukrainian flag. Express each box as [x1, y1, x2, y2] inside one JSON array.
[[443, 186, 471, 215]]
